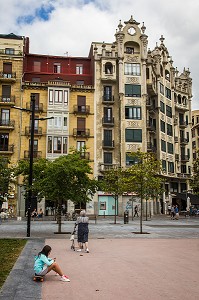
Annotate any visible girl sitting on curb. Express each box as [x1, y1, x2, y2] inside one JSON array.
[[34, 245, 70, 282]]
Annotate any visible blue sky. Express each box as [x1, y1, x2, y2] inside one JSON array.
[[0, 0, 199, 109]]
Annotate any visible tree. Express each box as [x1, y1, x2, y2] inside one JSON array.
[[0, 157, 13, 203], [100, 166, 127, 224], [125, 150, 164, 233], [191, 151, 199, 195], [39, 151, 99, 233]]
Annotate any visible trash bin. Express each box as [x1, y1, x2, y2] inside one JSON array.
[[124, 211, 129, 224]]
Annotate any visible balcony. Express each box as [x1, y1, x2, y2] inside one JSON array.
[[0, 95, 15, 105], [181, 155, 189, 162], [147, 142, 156, 152], [175, 154, 179, 161], [24, 150, 42, 159], [0, 48, 23, 56], [174, 136, 178, 143], [102, 140, 114, 149], [102, 117, 114, 127], [0, 72, 16, 83], [174, 100, 189, 111], [25, 126, 43, 136], [102, 95, 114, 105], [180, 138, 188, 145], [0, 120, 15, 130], [179, 121, 187, 128], [73, 105, 90, 115], [80, 152, 90, 160], [73, 128, 90, 138], [0, 144, 14, 154], [26, 102, 44, 113]]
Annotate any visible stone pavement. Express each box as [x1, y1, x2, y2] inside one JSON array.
[[0, 215, 199, 299]]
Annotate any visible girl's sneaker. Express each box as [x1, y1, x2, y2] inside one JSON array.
[[85, 248, 89, 253], [61, 275, 70, 282]]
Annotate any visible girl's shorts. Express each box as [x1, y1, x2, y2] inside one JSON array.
[[36, 265, 48, 276]]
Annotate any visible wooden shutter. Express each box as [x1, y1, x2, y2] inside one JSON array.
[[77, 118, 85, 129]]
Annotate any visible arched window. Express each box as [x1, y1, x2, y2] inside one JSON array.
[[165, 70, 170, 81], [105, 62, 113, 74], [178, 94, 181, 104]]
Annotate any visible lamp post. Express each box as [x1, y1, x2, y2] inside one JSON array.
[[12, 95, 54, 237]]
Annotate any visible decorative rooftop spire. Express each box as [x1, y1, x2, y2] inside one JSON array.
[[118, 20, 123, 32], [141, 22, 146, 34], [159, 35, 165, 44]]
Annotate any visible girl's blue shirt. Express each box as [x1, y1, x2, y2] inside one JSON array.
[[34, 254, 54, 274]]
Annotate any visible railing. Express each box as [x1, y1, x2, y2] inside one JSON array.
[[179, 121, 187, 128], [0, 144, 14, 153], [26, 102, 43, 113], [146, 121, 156, 132], [0, 49, 22, 56], [147, 142, 156, 152], [181, 155, 189, 161], [102, 117, 114, 126], [0, 72, 16, 80], [0, 120, 15, 128], [99, 163, 119, 172], [25, 126, 43, 135], [102, 140, 114, 148], [80, 152, 90, 160], [0, 96, 15, 103], [73, 105, 90, 114], [73, 128, 90, 138], [180, 138, 188, 144], [175, 154, 179, 160], [102, 95, 114, 104], [24, 151, 42, 159]]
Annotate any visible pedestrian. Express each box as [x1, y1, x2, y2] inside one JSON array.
[[34, 245, 70, 282], [174, 205, 179, 220], [134, 205, 139, 217], [167, 204, 171, 215], [31, 209, 37, 220], [171, 205, 175, 219], [76, 210, 89, 253], [37, 208, 44, 219]]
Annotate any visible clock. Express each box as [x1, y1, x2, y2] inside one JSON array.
[[128, 27, 135, 35]]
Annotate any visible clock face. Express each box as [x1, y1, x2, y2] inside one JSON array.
[[128, 27, 135, 35]]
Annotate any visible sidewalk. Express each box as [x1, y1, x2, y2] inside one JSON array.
[[0, 216, 199, 299]]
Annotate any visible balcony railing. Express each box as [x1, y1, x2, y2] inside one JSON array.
[[73, 105, 90, 114], [146, 121, 156, 132], [99, 163, 119, 172], [25, 126, 43, 136], [0, 120, 15, 129], [179, 121, 187, 128], [181, 155, 189, 162], [0, 49, 22, 56], [26, 102, 44, 113], [147, 142, 156, 152], [102, 117, 114, 126], [0, 144, 14, 153], [80, 152, 90, 160], [180, 138, 188, 144], [175, 154, 179, 161], [0, 72, 16, 82], [24, 150, 42, 159], [102, 140, 114, 149], [102, 95, 114, 104], [73, 128, 90, 138], [0, 95, 15, 104]]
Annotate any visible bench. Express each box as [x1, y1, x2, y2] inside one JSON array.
[[88, 214, 97, 224]]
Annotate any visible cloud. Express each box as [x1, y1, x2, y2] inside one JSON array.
[[0, 0, 198, 108]]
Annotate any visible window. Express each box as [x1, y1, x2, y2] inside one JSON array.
[[1, 109, 10, 125], [76, 64, 83, 74], [167, 142, 173, 154], [104, 152, 112, 164], [160, 83, 164, 95], [100, 202, 106, 210], [126, 47, 134, 54], [77, 141, 86, 152], [125, 129, 142, 142], [54, 90, 63, 103], [63, 137, 67, 154], [166, 105, 172, 118], [54, 116, 62, 128], [77, 95, 86, 112], [0, 134, 9, 151], [48, 136, 67, 154], [161, 139, 166, 152], [5, 48, 14, 55], [53, 137, 62, 153], [170, 182, 178, 193], [165, 70, 170, 81], [2, 85, 11, 102], [181, 165, 186, 174], [165, 87, 171, 99], [64, 91, 68, 104], [104, 130, 113, 146], [125, 84, 141, 97], [125, 106, 141, 119], [126, 153, 139, 166], [105, 62, 113, 74], [124, 63, 141, 75], [167, 124, 173, 136], [33, 61, 41, 72], [104, 107, 113, 122], [160, 120, 165, 133], [168, 162, 174, 173], [64, 117, 67, 127], [103, 86, 112, 101], [76, 80, 84, 85], [3, 63, 12, 77], [162, 160, 167, 171], [54, 63, 61, 73], [48, 136, 52, 153], [160, 101, 165, 113]]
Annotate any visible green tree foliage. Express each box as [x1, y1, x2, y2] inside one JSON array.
[[191, 151, 199, 195], [125, 150, 164, 233], [100, 166, 127, 224], [0, 157, 13, 201]]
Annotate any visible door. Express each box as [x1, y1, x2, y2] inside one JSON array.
[[77, 117, 85, 135], [77, 96, 86, 112], [0, 134, 9, 151], [2, 85, 11, 102], [1, 109, 10, 125], [104, 129, 112, 146]]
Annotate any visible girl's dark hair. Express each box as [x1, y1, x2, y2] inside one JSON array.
[[38, 245, 52, 257]]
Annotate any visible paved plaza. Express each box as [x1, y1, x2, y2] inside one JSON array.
[[0, 215, 199, 300]]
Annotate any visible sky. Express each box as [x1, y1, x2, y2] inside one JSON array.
[[1, 0, 198, 109]]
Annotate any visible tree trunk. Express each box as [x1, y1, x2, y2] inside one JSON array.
[[114, 195, 118, 224], [57, 199, 62, 233]]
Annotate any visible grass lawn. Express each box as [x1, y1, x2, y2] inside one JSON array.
[[0, 239, 27, 289]]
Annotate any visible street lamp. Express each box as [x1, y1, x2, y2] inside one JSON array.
[[12, 94, 53, 237]]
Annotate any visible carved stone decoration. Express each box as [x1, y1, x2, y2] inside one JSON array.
[[168, 136, 173, 143], [166, 117, 172, 125], [127, 99, 141, 105], [162, 153, 166, 160], [126, 56, 139, 62], [126, 144, 141, 151], [126, 77, 139, 84], [161, 133, 166, 139], [166, 99, 172, 106], [160, 114, 165, 121], [126, 121, 141, 127], [167, 154, 174, 161]]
